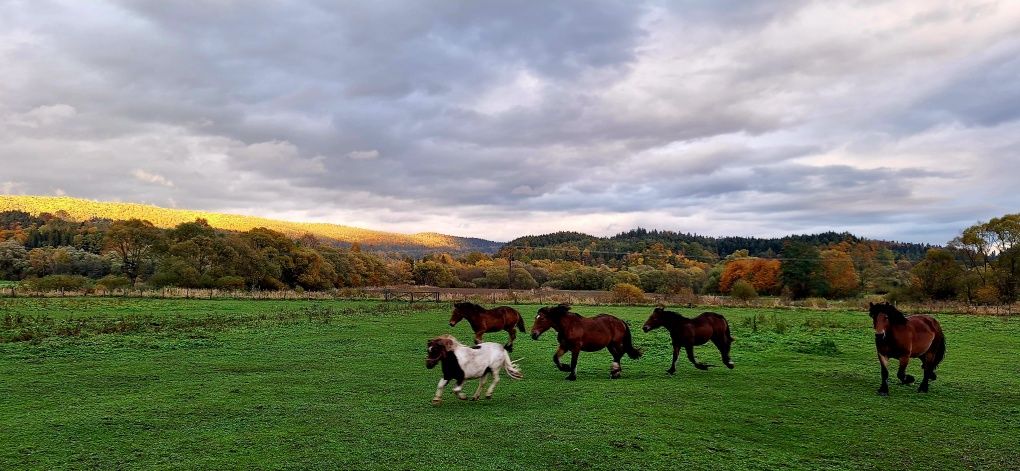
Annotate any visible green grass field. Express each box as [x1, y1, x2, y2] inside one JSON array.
[[1, 298, 1018, 470]]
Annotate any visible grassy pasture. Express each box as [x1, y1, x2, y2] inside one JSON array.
[[1, 298, 1018, 470]]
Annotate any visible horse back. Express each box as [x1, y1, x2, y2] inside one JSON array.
[[475, 306, 519, 332], [909, 314, 941, 333], [493, 306, 521, 328], [590, 314, 630, 339], [882, 315, 940, 357], [562, 314, 628, 349], [688, 312, 730, 341]]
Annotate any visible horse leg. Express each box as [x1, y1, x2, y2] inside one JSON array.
[[505, 327, 516, 353], [432, 379, 449, 405], [453, 379, 468, 400], [686, 345, 709, 370], [474, 331, 484, 345], [553, 346, 571, 372], [566, 348, 580, 381], [877, 354, 890, 396], [472, 372, 489, 401], [896, 356, 915, 384], [918, 352, 934, 393], [486, 369, 500, 399], [667, 345, 680, 375], [712, 336, 734, 369], [608, 344, 623, 379]]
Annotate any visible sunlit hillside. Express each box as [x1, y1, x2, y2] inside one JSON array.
[[0, 195, 503, 253]]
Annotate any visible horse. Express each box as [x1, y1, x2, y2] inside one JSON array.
[[869, 302, 946, 395], [530, 304, 641, 380], [425, 334, 523, 405], [449, 302, 527, 352], [642, 306, 734, 375]]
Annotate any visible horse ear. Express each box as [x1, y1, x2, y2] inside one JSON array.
[[869, 302, 874, 307]]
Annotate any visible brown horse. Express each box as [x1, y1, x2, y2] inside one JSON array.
[[642, 307, 734, 375], [869, 302, 946, 395], [530, 304, 641, 380], [449, 302, 527, 352]]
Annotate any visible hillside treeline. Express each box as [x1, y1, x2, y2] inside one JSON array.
[[0, 210, 1017, 304], [0, 195, 502, 254], [0, 212, 408, 291]]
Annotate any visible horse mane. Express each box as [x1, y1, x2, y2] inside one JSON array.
[[653, 307, 686, 321], [453, 301, 484, 312], [431, 334, 465, 351], [872, 302, 908, 325], [546, 303, 573, 319]]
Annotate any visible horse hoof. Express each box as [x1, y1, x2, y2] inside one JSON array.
[[471, 396, 479, 401], [558, 365, 572, 372], [917, 386, 929, 393], [566, 375, 577, 381], [610, 371, 621, 379], [877, 389, 889, 397], [485, 395, 492, 400], [695, 364, 709, 371], [666, 369, 676, 375], [431, 399, 442, 406], [457, 394, 468, 401], [726, 362, 734, 369], [901, 375, 915, 385], [505, 344, 513, 353]]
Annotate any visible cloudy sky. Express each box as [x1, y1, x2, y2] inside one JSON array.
[[2, 1, 1018, 244]]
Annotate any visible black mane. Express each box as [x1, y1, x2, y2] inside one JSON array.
[[544, 303, 573, 319], [870, 302, 908, 325], [454, 301, 484, 312]]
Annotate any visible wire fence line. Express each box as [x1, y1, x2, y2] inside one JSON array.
[[0, 285, 1015, 316]]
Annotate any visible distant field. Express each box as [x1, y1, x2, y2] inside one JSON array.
[[1, 299, 1017, 470]]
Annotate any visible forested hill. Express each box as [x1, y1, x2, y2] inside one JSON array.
[[499, 228, 934, 261], [0, 195, 503, 255]]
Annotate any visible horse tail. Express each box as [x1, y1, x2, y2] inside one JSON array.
[[516, 313, 526, 333], [502, 351, 524, 380], [929, 330, 946, 380], [623, 323, 642, 360]]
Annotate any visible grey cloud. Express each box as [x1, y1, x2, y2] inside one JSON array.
[[1, 1, 1018, 244]]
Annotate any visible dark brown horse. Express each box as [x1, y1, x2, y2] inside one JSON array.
[[449, 302, 527, 352], [869, 302, 946, 395], [530, 304, 641, 380], [642, 307, 734, 375]]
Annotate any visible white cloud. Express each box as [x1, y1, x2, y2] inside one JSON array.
[[347, 150, 380, 160], [131, 169, 174, 187]]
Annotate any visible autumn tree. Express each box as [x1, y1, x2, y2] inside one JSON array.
[[104, 219, 162, 284], [911, 248, 962, 300], [780, 241, 826, 299], [719, 258, 780, 295], [0, 239, 28, 279], [820, 249, 859, 298]]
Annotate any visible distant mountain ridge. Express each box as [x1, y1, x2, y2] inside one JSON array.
[[0, 195, 504, 254]]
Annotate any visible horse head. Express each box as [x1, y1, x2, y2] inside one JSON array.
[[449, 301, 478, 327], [425, 336, 456, 369], [531, 303, 570, 340], [868, 302, 906, 339], [643, 306, 669, 332]]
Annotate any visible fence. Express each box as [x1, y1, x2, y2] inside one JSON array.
[[0, 284, 1016, 315]]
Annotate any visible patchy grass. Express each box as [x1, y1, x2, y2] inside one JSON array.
[[1, 299, 1017, 470]]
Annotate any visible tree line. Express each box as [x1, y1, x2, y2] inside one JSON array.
[[0, 210, 1016, 304]]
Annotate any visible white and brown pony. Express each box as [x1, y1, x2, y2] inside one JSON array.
[[425, 335, 523, 405]]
